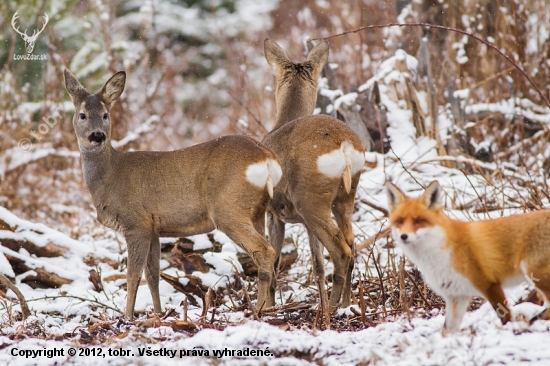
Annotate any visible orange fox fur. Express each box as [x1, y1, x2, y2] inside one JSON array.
[[385, 180, 550, 333]]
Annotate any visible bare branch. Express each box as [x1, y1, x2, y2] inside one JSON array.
[[311, 23, 550, 109], [0, 273, 30, 319]]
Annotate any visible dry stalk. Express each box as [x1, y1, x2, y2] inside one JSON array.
[[0, 274, 30, 319]]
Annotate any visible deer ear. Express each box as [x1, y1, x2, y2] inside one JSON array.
[[264, 38, 290, 72], [306, 40, 329, 72], [99, 71, 126, 106], [421, 181, 442, 209], [385, 181, 406, 212], [64, 69, 89, 105]]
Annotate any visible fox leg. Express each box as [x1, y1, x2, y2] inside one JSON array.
[[525, 268, 550, 323], [482, 283, 512, 325], [442, 296, 470, 334]]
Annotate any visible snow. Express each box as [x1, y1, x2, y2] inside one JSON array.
[[3, 310, 550, 365]]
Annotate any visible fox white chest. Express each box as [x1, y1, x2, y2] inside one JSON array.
[[393, 225, 482, 299]]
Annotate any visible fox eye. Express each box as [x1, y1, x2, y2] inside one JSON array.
[[103, 113, 109, 119], [395, 218, 404, 225], [79, 113, 86, 120], [414, 218, 425, 225]]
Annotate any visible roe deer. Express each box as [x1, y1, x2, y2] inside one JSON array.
[[64, 69, 282, 319], [262, 39, 365, 321]]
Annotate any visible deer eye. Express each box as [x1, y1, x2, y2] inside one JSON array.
[[103, 113, 109, 119], [79, 113, 86, 120]]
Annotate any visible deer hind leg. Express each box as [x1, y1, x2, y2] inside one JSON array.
[[332, 193, 357, 308], [267, 210, 285, 305], [144, 234, 162, 314], [220, 220, 276, 311], [297, 198, 352, 312], [306, 227, 330, 328], [124, 229, 152, 319]]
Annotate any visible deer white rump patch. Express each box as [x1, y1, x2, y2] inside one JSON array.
[[246, 159, 282, 196], [317, 141, 365, 178]]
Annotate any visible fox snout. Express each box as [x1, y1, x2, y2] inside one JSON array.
[[393, 228, 416, 245]]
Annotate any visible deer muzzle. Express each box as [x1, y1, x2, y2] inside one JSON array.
[[88, 131, 107, 144]]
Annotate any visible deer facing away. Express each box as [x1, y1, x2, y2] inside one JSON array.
[[64, 69, 282, 319], [262, 39, 365, 320]]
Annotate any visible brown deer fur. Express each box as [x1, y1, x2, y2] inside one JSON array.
[[64, 69, 282, 319], [262, 39, 365, 317]]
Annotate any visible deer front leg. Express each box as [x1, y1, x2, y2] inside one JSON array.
[[124, 229, 152, 320], [144, 234, 162, 314]]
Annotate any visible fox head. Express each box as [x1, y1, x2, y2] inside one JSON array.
[[385, 181, 444, 246]]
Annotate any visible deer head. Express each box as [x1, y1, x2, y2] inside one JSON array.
[[12, 11, 49, 54]]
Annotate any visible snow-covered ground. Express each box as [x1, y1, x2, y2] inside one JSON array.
[[2, 307, 550, 366]]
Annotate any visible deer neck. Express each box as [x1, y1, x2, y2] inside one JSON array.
[[273, 88, 316, 130], [80, 144, 119, 197]]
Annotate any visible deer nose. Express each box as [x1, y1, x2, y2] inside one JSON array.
[[88, 131, 106, 144], [400, 233, 408, 241]]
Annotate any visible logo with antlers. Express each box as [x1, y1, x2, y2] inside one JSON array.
[[11, 11, 49, 54]]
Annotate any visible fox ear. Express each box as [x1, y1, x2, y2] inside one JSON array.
[[385, 181, 406, 211], [421, 181, 441, 209]]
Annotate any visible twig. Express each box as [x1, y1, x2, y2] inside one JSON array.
[[471, 66, 515, 90], [413, 155, 531, 181], [350, 307, 400, 318], [398, 257, 409, 319], [259, 302, 310, 314], [200, 287, 214, 321], [402, 268, 431, 308], [371, 249, 387, 318], [460, 170, 487, 215], [182, 297, 188, 322], [360, 199, 389, 217], [25, 294, 122, 314], [495, 130, 547, 159], [310, 22, 550, 109], [0, 274, 30, 319], [358, 272, 366, 324], [390, 147, 425, 189], [227, 91, 268, 134], [242, 278, 259, 321], [356, 227, 391, 253]]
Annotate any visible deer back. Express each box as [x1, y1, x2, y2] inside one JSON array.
[[64, 69, 281, 237]]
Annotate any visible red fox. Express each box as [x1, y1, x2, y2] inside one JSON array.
[[385, 180, 550, 333]]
